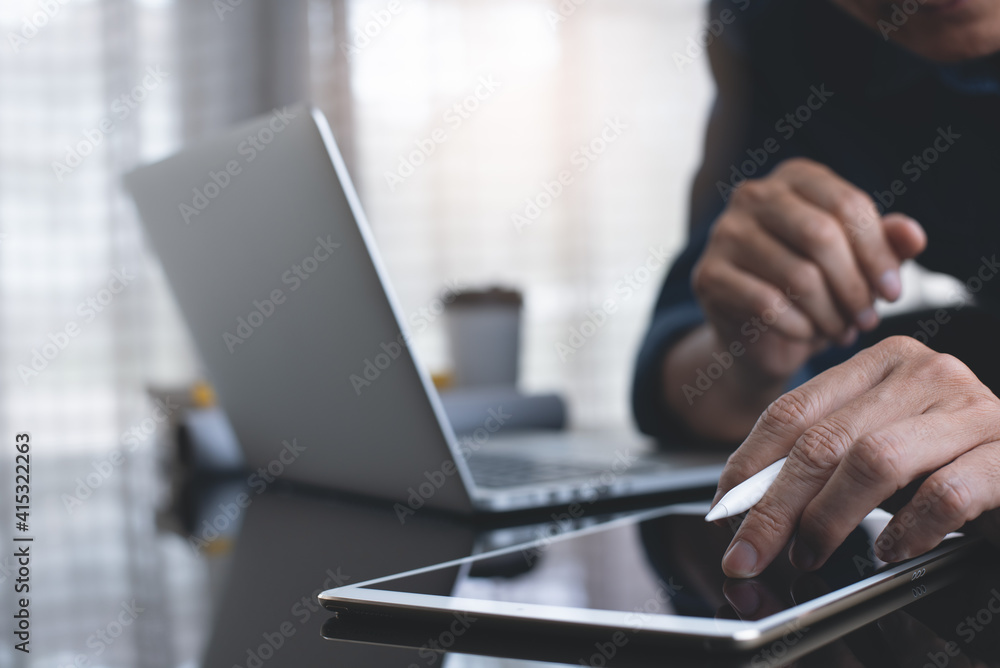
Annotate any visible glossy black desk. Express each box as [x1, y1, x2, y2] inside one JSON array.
[[33, 450, 1000, 668], [181, 474, 1000, 667]]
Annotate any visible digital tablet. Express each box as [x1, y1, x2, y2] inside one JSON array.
[[319, 503, 982, 658]]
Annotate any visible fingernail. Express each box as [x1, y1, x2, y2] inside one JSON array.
[[723, 540, 758, 578], [790, 539, 817, 571], [876, 540, 903, 563], [837, 327, 858, 347], [856, 307, 879, 330], [879, 269, 902, 301], [877, 546, 898, 563]]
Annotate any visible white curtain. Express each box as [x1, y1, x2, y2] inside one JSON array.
[[0, 0, 317, 457], [0, 2, 316, 665]]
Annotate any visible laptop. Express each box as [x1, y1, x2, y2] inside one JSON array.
[[124, 105, 725, 516]]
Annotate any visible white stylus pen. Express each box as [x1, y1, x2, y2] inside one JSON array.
[[704, 456, 788, 521]]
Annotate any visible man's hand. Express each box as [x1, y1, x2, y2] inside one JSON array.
[[713, 336, 1000, 578], [691, 157, 926, 382]]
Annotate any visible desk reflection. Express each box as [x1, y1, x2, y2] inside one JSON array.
[[185, 480, 475, 666], [180, 477, 1000, 668]]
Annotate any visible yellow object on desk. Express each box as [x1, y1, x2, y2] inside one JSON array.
[[430, 371, 454, 391], [190, 380, 217, 408]]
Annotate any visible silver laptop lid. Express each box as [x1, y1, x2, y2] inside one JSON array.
[[125, 106, 475, 514]]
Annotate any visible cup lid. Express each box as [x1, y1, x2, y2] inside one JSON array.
[[448, 287, 523, 308]]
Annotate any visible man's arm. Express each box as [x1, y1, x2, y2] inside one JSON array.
[[634, 5, 925, 444]]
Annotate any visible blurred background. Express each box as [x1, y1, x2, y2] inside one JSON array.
[[0, 1, 714, 665], [1, 0, 715, 450]]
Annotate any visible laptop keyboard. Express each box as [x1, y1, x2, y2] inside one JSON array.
[[465, 453, 620, 489]]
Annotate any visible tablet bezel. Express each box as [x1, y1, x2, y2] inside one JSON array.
[[319, 503, 980, 651]]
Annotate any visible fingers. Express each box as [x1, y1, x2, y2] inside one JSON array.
[[778, 159, 905, 303], [882, 213, 927, 263], [715, 217, 851, 340], [792, 405, 996, 570], [752, 187, 877, 331], [713, 337, 913, 504], [693, 253, 816, 341], [695, 157, 928, 401], [716, 337, 1000, 578], [720, 359, 935, 577], [876, 440, 1000, 562]]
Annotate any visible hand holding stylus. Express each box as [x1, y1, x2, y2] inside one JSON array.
[[705, 457, 787, 522], [711, 336, 1000, 578]]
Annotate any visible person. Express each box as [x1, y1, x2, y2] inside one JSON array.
[[632, 0, 1000, 578]]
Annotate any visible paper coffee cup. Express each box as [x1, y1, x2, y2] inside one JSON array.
[[445, 287, 522, 388]]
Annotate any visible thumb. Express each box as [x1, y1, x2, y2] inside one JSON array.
[[883, 213, 926, 261]]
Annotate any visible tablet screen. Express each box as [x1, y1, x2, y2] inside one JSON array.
[[364, 508, 937, 622]]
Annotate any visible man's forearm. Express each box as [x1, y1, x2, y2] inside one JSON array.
[[662, 324, 788, 443]]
